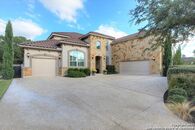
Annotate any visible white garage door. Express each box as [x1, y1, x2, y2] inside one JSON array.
[[32, 58, 56, 77], [120, 60, 150, 75]]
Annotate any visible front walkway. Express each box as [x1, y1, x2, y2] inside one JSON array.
[[0, 75, 185, 130]]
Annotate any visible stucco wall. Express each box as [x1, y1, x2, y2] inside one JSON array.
[[61, 44, 89, 75], [111, 37, 162, 74], [23, 48, 61, 76], [24, 49, 61, 67]]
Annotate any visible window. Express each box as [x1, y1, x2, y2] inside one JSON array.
[[96, 41, 101, 49], [69, 51, 85, 67], [106, 42, 109, 51]]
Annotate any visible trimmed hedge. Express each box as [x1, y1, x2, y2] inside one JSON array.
[[168, 74, 195, 97], [106, 65, 117, 74], [67, 68, 90, 76], [167, 65, 195, 79], [167, 65, 195, 98], [67, 70, 86, 78]]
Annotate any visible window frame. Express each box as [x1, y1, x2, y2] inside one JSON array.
[[96, 41, 101, 49], [69, 50, 85, 67]]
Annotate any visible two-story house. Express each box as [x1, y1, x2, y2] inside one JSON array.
[[19, 32, 115, 77]]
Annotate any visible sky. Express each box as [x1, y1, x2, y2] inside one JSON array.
[[0, 0, 194, 57]]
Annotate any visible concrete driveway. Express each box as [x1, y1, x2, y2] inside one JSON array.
[[0, 75, 185, 130]]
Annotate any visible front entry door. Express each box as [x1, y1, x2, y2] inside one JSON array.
[[95, 56, 101, 73]]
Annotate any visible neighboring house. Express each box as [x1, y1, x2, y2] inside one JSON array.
[[19, 31, 162, 77], [111, 32, 162, 75], [19, 32, 115, 77]]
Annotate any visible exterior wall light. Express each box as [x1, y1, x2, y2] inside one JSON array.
[[27, 53, 30, 58]]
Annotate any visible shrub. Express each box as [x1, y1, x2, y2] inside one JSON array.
[[191, 97, 195, 104], [168, 95, 187, 103], [67, 70, 86, 78], [168, 88, 188, 97], [168, 75, 195, 97], [106, 65, 117, 74], [167, 102, 195, 122], [67, 68, 90, 76], [0, 63, 2, 76], [167, 65, 195, 80], [82, 68, 90, 76]]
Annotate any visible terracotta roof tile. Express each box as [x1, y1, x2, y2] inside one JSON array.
[[52, 32, 84, 39], [80, 32, 115, 40], [112, 31, 145, 44], [19, 40, 60, 49]]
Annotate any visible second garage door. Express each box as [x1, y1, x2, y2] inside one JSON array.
[[120, 60, 150, 75], [32, 58, 56, 77]]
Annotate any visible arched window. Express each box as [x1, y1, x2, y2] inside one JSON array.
[[96, 41, 101, 49], [69, 50, 85, 67]]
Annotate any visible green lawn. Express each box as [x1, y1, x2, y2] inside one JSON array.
[[0, 80, 12, 99]]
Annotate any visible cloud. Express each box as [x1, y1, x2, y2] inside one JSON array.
[[68, 23, 84, 30], [180, 37, 195, 57], [39, 0, 84, 23], [0, 18, 45, 40], [25, 0, 41, 20], [0, 19, 6, 35], [95, 24, 128, 38]]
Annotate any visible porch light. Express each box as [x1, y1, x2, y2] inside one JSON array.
[[27, 53, 30, 58], [152, 56, 155, 61]]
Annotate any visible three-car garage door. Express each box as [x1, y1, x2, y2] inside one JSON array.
[[32, 58, 56, 77], [120, 60, 150, 75]]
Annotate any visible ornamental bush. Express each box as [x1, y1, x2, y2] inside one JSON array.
[[106, 65, 117, 74], [167, 65, 195, 80], [168, 95, 187, 103], [67, 69, 86, 78], [168, 88, 188, 98], [167, 65, 195, 98], [66, 68, 90, 78]]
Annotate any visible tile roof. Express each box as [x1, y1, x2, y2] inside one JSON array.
[[112, 31, 145, 44], [19, 31, 115, 50], [52, 32, 84, 39], [20, 32, 89, 50], [80, 32, 115, 40], [19, 40, 60, 49]]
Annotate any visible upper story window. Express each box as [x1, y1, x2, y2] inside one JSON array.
[[96, 41, 101, 49], [106, 41, 110, 51], [69, 50, 85, 67]]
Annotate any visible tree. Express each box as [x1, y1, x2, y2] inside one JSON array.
[[173, 45, 182, 65], [193, 50, 195, 57], [162, 35, 172, 76], [130, 0, 195, 48], [0, 35, 30, 64], [0, 36, 4, 63], [13, 36, 31, 64], [2, 21, 14, 79]]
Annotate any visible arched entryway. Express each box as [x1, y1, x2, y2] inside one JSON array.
[[95, 56, 102, 73]]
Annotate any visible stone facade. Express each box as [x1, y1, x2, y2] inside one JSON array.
[[86, 35, 111, 73], [21, 32, 163, 77], [111, 37, 162, 74], [22, 67, 32, 77]]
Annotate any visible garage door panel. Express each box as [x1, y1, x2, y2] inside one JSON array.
[[120, 61, 150, 75], [32, 58, 56, 77]]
